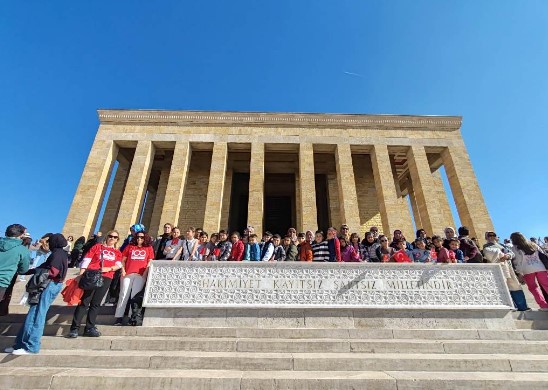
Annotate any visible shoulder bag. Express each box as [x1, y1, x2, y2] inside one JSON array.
[[78, 246, 105, 290]]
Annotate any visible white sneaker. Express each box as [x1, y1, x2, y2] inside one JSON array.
[[3, 347, 14, 353], [11, 348, 33, 355]]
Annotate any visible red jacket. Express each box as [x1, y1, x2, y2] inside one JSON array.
[[229, 240, 245, 261]]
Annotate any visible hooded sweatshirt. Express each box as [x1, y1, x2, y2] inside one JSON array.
[[0, 237, 30, 287], [37, 234, 69, 283]]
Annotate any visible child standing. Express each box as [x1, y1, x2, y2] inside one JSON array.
[[163, 227, 183, 260], [216, 230, 232, 262], [229, 231, 244, 261], [340, 237, 360, 262], [411, 239, 432, 263], [448, 238, 465, 263], [246, 234, 261, 261], [432, 235, 454, 263], [196, 232, 210, 261], [362, 232, 380, 262], [282, 235, 298, 261], [260, 232, 274, 262], [327, 227, 341, 262], [311, 231, 329, 262], [297, 232, 313, 262], [271, 234, 286, 261], [390, 239, 412, 263], [180, 227, 198, 261]]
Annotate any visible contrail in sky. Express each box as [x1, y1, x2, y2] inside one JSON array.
[[344, 71, 364, 78]]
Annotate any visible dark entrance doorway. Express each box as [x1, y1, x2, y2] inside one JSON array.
[[264, 196, 292, 235], [315, 174, 330, 232], [264, 173, 295, 235], [228, 173, 249, 233]]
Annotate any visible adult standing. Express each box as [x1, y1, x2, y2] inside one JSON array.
[[115, 232, 154, 325], [389, 230, 412, 251], [5, 234, 68, 354], [153, 223, 173, 259], [69, 236, 86, 268], [68, 230, 123, 338], [287, 228, 298, 245], [339, 224, 351, 242], [443, 227, 458, 250], [458, 226, 483, 263], [0, 224, 30, 301], [510, 232, 548, 311], [483, 231, 529, 311]]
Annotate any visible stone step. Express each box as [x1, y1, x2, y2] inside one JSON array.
[[2, 323, 548, 340], [2, 350, 548, 372], [1, 335, 547, 354], [2, 368, 548, 390]]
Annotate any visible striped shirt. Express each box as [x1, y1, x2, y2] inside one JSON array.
[[311, 241, 330, 262]]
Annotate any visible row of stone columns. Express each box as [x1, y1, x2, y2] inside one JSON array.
[[64, 139, 493, 241]]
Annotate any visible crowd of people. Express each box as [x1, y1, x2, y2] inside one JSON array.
[[0, 221, 547, 355]]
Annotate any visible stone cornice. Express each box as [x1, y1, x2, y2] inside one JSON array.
[[97, 109, 462, 130]]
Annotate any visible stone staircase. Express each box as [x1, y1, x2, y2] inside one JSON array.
[[1, 275, 547, 389]]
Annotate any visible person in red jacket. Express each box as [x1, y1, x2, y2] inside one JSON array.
[[297, 233, 313, 262], [432, 235, 454, 263], [68, 230, 122, 338], [229, 231, 245, 261]]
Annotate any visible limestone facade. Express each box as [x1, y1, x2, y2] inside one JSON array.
[[63, 110, 493, 241]]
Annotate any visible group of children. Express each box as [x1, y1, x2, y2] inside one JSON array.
[[155, 224, 466, 264]]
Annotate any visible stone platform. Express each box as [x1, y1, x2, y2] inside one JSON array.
[[143, 262, 515, 330], [0, 268, 547, 389]]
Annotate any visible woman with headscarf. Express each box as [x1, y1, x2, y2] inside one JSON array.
[[442, 227, 457, 250], [4, 234, 68, 355]]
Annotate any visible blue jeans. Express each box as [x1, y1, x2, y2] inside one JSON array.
[[14, 281, 63, 353]]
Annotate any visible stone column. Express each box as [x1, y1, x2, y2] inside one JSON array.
[[203, 142, 228, 234], [298, 143, 318, 232], [149, 165, 170, 237], [98, 155, 130, 233], [370, 144, 402, 236], [335, 144, 361, 232], [408, 188, 422, 230], [442, 144, 493, 240], [140, 189, 156, 231], [158, 142, 191, 236], [114, 141, 155, 236], [432, 169, 455, 231], [406, 145, 446, 237], [220, 168, 233, 231], [248, 142, 265, 237], [63, 139, 118, 239]]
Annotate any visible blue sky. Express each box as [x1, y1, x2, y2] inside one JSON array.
[[0, 1, 547, 241]]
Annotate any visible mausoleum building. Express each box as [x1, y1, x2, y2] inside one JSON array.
[[63, 110, 493, 240]]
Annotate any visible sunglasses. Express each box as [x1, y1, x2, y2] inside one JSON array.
[[380, 239, 388, 242], [136, 235, 145, 239], [108, 235, 119, 239]]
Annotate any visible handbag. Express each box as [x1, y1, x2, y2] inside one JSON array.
[[78, 246, 104, 290]]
